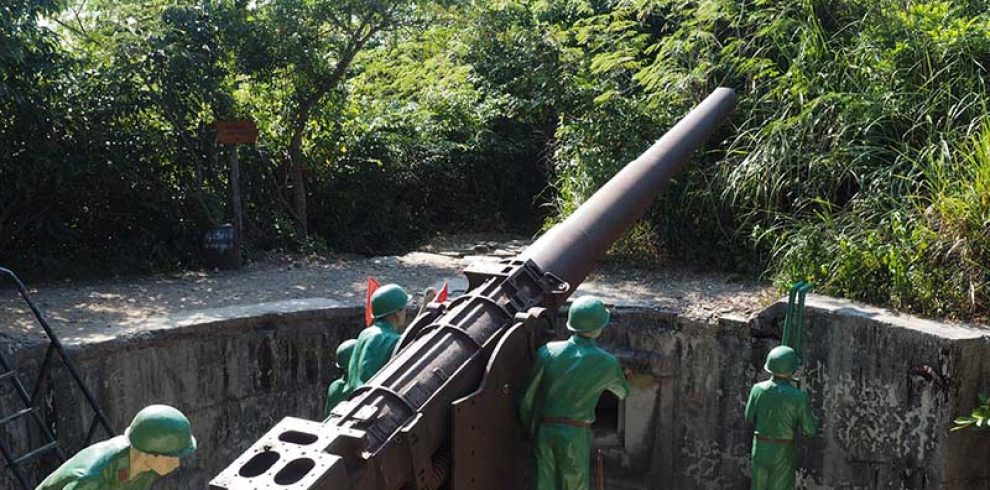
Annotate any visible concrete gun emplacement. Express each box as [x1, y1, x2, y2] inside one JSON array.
[[210, 87, 737, 490]]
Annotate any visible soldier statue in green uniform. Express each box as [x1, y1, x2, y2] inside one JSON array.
[[36, 404, 196, 490], [519, 295, 629, 490], [324, 338, 358, 418], [339, 284, 410, 401], [745, 346, 817, 490]]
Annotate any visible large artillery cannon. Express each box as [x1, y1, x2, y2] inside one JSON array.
[[210, 87, 737, 490]]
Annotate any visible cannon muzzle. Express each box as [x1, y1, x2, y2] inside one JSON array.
[[524, 87, 737, 294]]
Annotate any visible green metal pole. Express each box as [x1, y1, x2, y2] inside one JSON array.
[[782, 284, 798, 347], [794, 282, 812, 354]]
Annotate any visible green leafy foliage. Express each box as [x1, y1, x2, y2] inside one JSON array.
[[1, 0, 550, 275], [2, 1, 242, 275], [541, 0, 990, 319], [953, 393, 990, 431], [4, 0, 990, 323], [307, 11, 553, 253]]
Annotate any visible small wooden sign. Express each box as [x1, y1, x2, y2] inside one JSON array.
[[214, 120, 258, 145]]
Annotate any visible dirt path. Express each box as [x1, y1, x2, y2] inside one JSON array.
[[0, 237, 771, 346]]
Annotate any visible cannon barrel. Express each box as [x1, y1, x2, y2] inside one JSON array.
[[524, 86, 738, 291], [209, 87, 736, 490]]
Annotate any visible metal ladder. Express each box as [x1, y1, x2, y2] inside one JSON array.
[[0, 267, 114, 489]]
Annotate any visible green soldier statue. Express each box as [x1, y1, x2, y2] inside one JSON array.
[[519, 295, 629, 490], [340, 284, 410, 399], [36, 404, 196, 490], [324, 338, 358, 418], [745, 346, 817, 490]]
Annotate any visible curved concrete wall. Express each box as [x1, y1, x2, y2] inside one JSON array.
[[2, 295, 989, 489], [1, 299, 364, 489], [596, 297, 990, 489]]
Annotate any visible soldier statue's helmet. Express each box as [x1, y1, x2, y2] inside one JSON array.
[[125, 405, 197, 458], [336, 339, 358, 369], [371, 284, 410, 319], [567, 296, 611, 333], [764, 345, 800, 375]]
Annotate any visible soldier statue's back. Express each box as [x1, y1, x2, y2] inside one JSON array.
[[519, 296, 629, 490], [745, 346, 816, 490], [324, 338, 357, 418], [339, 284, 410, 400]]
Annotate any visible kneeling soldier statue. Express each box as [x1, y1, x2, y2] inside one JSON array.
[[342, 284, 410, 397], [36, 404, 196, 489], [324, 338, 357, 418], [746, 346, 817, 490]]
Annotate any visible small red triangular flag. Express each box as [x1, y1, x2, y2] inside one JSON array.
[[365, 277, 381, 326], [436, 281, 449, 303]]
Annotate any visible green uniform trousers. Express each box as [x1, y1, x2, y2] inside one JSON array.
[[750, 440, 797, 490], [534, 424, 591, 490]]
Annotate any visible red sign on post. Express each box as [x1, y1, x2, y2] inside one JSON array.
[[214, 120, 258, 145]]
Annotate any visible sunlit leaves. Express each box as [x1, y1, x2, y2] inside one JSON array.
[[953, 393, 990, 432]]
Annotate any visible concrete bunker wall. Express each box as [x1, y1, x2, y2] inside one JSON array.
[[0, 301, 365, 489], [2, 296, 988, 489], [596, 297, 990, 490]]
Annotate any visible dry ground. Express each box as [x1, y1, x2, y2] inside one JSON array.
[[0, 236, 771, 345]]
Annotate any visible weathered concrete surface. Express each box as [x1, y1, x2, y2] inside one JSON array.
[[0, 298, 364, 489], [0, 256, 766, 489], [2, 292, 989, 489], [592, 295, 990, 490]]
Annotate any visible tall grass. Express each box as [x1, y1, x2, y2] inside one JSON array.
[[749, 2, 990, 320], [774, 121, 990, 319], [548, 0, 990, 320]]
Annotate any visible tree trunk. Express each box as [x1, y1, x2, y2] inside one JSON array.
[[283, 33, 374, 239], [288, 140, 308, 238]]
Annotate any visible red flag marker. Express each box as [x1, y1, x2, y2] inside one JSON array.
[[365, 277, 381, 326], [435, 281, 449, 303]]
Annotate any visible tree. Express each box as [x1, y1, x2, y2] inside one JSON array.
[[0, 0, 65, 256], [55, 0, 238, 225], [227, 0, 443, 237]]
